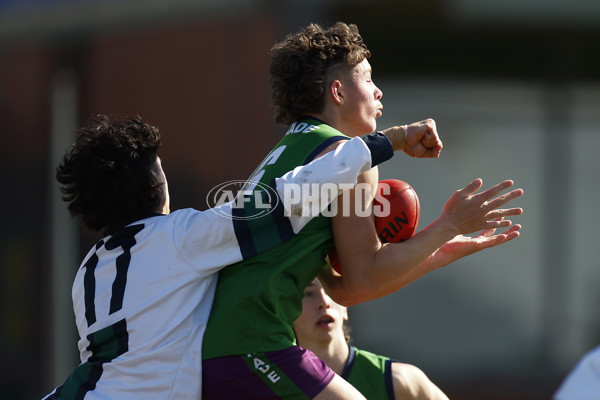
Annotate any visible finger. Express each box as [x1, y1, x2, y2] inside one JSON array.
[[494, 227, 521, 243], [417, 148, 441, 158], [407, 119, 435, 143], [483, 218, 513, 230], [478, 217, 504, 237], [456, 178, 483, 198], [431, 142, 443, 158], [422, 122, 440, 146], [504, 224, 522, 235], [484, 233, 515, 247], [410, 142, 427, 157], [411, 144, 443, 158], [472, 180, 516, 203], [480, 226, 521, 247], [406, 122, 426, 146], [420, 135, 443, 157], [484, 189, 524, 211], [487, 207, 524, 220], [422, 118, 436, 134], [478, 227, 496, 238]]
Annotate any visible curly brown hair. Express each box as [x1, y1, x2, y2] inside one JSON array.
[[269, 22, 371, 126], [56, 114, 162, 234]]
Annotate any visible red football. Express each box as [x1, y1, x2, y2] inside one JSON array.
[[374, 179, 420, 244], [329, 179, 420, 274]]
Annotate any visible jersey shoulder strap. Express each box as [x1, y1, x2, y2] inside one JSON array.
[[344, 346, 395, 400]]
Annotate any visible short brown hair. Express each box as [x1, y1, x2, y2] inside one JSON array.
[[269, 22, 371, 125]]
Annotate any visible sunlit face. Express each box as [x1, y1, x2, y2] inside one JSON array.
[[151, 157, 170, 214], [293, 278, 348, 346], [338, 58, 383, 137]]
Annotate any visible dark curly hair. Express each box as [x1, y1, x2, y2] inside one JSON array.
[[56, 114, 162, 234], [269, 22, 371, 126]]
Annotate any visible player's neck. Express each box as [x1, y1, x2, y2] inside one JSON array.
[[310, 108, 362, 137], [307, 335, 350, 376], [309, 111, 348, 136]]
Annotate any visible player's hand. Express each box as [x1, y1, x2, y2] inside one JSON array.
[[404, 118, 443, 158], [381, 118, 442, 158], [434, 221, 522, 265], [440, 178, 524, 236]]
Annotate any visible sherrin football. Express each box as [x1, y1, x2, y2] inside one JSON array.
[[329, 179, 420, 274], [374, 179, 420, 244]]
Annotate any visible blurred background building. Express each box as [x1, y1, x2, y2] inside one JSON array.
[[0, 0, 599, 398]]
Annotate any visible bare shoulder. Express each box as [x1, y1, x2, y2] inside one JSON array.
[[391, 362, 449, 400]]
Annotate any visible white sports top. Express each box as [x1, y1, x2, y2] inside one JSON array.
[[43, 136, 388, 399]]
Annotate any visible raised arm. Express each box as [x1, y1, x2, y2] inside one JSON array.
[[279, 118, 442, 233]]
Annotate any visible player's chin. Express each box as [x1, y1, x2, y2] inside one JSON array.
[[365, 118, 378, 133]]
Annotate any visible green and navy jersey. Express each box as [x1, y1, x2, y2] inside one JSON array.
[[43, 136, 389, 400], [343, 346, 395, 400], [203, 118, 351, 359]]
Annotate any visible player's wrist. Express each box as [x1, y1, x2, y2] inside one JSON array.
[[381, 126, 407, 152], [430, 215, 461, 241]]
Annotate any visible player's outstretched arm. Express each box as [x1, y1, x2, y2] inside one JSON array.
[[320, 174, 523, 306]]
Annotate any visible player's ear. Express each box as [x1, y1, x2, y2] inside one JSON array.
[[329, 80, 344, 105], [342, 306, 348, 321]]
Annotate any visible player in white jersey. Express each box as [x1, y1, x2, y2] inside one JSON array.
[[42, 114, 426, 399]]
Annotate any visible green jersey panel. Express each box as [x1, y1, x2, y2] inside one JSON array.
[[203, 119, 349, 359], [344, 347, 395, 400]]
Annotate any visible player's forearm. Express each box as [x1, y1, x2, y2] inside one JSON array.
[[327, 168, 453, 305], [339, 218, 458, 304]]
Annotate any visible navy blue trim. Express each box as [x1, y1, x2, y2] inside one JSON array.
[[384, 359, 395, 400], [267, 178, 295, 242], [232, 179, 295, 259], [360, 132, 394, 167], [341, 345, 357, 380], [232, 209, 258, 259], [304, 116, 328, 125], [303, 136, 349, 165]]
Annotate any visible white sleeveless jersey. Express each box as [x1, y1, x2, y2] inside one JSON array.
[[42, 136, 391, 399]]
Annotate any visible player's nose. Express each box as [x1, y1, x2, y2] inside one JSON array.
[[316, 290, 331, 309], [374, 85, 383, 100]]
